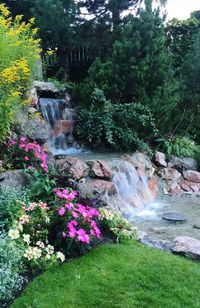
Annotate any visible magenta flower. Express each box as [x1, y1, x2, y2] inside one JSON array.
[[58, 207, 65, 216]]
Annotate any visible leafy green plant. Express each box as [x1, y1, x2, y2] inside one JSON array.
[[0, 232, 25, 306], [0, 187, 30, 230], [164, 136, 200, 159], [76, 87, 158, 151], [99, 208, 137, 242]]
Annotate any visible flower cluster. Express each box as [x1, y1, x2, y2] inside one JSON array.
[[8, 136, 48, 172], [99, 208, 137, 242], [8, 200, 64, 271], [55, 188, 101, 245]]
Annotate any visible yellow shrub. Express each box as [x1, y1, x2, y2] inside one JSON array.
[[0, 4, 41, 140]]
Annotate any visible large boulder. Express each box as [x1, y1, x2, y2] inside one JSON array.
[[23, 118, 49, 144], [122, 152, 155, 177], [169, 156, 198, 172], [55, 157, 88, 180], [0, 170, 29, 189], [171, 236, 200, 260], [33, 81, 59, 96], [87, 160, 113, 180], [154, 151, 167, 167], [78, 179, 116, 198], [183, 170, 200, 183]]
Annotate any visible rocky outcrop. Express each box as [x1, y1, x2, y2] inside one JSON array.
[[87, 160, 113, 180], [171, 236, 200, 260], [154, 151, 167, 167], [169, 156, 198, 172], [183, 170, 200, 183], [55, 157, 89, 180], [0, 170, 29, 189]]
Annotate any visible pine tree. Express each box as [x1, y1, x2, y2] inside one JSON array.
[[86, 0, 179, 131]]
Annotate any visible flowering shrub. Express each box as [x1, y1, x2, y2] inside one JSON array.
[[99, 208, 137, 242], [8, 200, 65, 272], [53, 188, 101, 254], [0, 4, 41, 140], [7, 136, 48, 172]]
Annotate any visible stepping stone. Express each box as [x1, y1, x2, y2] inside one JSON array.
[[162, 212, 187, 222]]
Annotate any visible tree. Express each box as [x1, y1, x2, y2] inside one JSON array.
[[177, 31, 200, 141], [166, 16, 200, 73], [81, 0, 178, 131]]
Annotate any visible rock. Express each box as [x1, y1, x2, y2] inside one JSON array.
[[190, 183, 200, 192], [171, 236, 200, 260], [181, 180, 193, 192], [24, 118, 49, 144], [78, 179, 116, 198], [122, 152, 155, 177], [169, 156, 198, 172], [193, 224, 200, 230], [0, 170, 29, 189], [154, 151, 167, 167], [87, 160, 113, 180], [183, 170, 200, 183], [29, 87, 38, 106], [33, 81, 59, 95], [161, 167, 182, 181], [139, 236, 173, 252], [55, 157, 89, 180], [148, 176, 159, 198], [162, 212, 187, 222]]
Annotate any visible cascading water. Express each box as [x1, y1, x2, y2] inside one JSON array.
[[39, 98, 82, 155], [110, 160, 158, 219]]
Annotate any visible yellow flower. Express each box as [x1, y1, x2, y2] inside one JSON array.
[[29, 17, 35, 24], [15, 15, 23, 22], [11, 91, 22, 97], [47, 50, 54, 56], [0, 4, 10, 17]]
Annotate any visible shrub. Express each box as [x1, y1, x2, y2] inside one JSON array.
[[0, 187, 30, 230], [0, 4, 41, 140], [52, 188, 101, 256], [76, 87, 158, 151], [99, 208, 137, 242], [164, 136, 200, 159], [0, 232, 25, 305]]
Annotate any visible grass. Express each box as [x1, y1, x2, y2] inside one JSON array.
[[13, 241, 200, 308]]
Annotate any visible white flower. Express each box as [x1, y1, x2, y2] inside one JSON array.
[[46, 245, 54, 255], [36, 241, 45, 248], [45, 217, 50, 224], [17, 223, 23, 232], [56, 252, 65, 262], [32, 247, 42, 259], [45, 254, 51, 260], [23, 234, 30, 244], [24, 248, 33, 261], [8, 229, 20, 240]]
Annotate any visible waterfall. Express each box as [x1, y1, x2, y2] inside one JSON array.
[[110, 160, 156, 218], [39, 98, 79, 155]]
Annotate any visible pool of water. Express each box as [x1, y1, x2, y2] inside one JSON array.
[[130, 196, 200, 240]]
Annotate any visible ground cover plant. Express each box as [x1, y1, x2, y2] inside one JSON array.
[[12, 240, 200, 308]]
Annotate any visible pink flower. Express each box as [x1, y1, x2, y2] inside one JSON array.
[[25, 156, 29, 161], [72, 211, 79, 218], [28, 166, 34, 170], [65, 203, 73, 210], [62, 232, 67, 238], [58, 207, 65, 216]]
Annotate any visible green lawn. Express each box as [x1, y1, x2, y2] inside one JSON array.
[[13, 241, 200, 308]]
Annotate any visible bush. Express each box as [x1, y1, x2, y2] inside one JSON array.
[[0, 232, 25, 305], [76, 87, 158, 151], [164, 136, 200, 159], [0, 187, 30, 230], [0, 4, 41, 140]]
